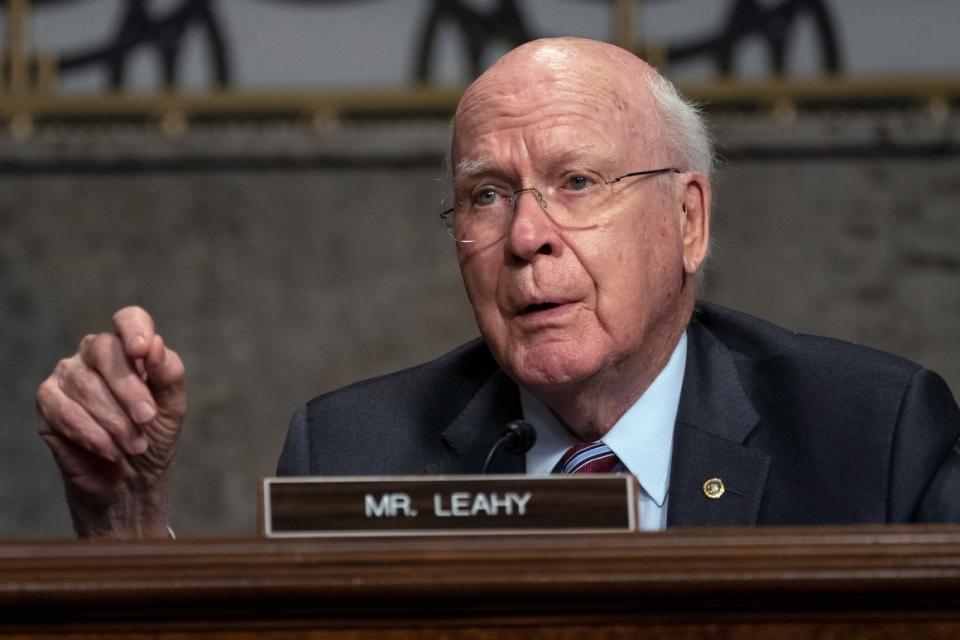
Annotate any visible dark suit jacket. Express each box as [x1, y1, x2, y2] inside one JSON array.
[[277, 303, 960, 526]]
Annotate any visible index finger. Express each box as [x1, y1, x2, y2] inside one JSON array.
[[112, 306, 156, 360]]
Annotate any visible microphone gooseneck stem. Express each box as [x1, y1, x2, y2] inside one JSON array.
[[481, 420, 537, 474], [481, 438, 508, 475]]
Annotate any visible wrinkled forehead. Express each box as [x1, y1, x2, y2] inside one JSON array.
[[451, 48, 663, 172]]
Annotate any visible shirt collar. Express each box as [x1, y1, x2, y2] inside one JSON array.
[[520, 332, 687, 507]]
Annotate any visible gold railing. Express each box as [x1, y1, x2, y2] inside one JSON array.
[[2, 0, 958, 137]]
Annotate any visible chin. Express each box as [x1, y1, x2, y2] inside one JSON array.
[[504, 341, 603, 391]]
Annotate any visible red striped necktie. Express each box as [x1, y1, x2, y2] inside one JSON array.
[[555, 441, 623, 474]]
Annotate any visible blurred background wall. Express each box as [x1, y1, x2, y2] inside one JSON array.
[[1, 0, 958, 538]]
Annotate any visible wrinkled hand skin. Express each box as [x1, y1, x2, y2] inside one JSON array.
[[36, 306, 187, 538]]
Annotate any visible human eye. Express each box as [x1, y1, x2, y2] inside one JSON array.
[[469, 185, 514, 214], [473, 188, 500, 207], [561, 172, 600, 193]]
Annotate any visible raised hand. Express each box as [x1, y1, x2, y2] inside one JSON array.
[[36, 306, 187, 538]]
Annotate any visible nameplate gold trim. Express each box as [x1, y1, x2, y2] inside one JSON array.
[[261, 475, 637, 538]]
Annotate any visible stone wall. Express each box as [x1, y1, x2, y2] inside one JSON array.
[[1, 113, 957, 538]]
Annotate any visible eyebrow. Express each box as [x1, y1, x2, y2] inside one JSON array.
[[453, 158, 490, 179], [453, 144, 613, 181]]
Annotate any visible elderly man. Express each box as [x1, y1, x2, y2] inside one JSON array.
[[37, 38, 960, 538]]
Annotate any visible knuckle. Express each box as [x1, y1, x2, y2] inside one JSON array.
[[72, 370, 102, 400], [36, 379, 57, 413], [57, 404, 85, 435], [37, 377, 56, 400], [53, 356, 75, 377], [88, 333, 120, 361], [77, 334, 97, 358]]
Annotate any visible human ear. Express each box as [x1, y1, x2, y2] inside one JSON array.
[[679, 173, 711, 275]]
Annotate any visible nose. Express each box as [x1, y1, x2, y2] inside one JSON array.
[[512, 187, 546, 211], [504, 187, 561, 260]]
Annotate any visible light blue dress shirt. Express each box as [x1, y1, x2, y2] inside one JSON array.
[[520, 332, 688, 531]]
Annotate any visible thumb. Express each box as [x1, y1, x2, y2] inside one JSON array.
[[143, 335, 187, 422]]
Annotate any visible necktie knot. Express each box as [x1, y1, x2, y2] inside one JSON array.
[[555, 441, 622, 474]]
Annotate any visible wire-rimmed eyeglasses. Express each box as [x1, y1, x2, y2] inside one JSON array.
[[441, 167, 681, 246]]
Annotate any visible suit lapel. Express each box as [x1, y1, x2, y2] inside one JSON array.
[[418, 313, 770, 522], [422, 369, 525, 475], [667, 319, 770, 526]]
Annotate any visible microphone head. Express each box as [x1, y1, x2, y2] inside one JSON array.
[[502, 420, 537, 455]]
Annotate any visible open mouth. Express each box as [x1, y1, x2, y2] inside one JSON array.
[[520, 301, 563, 315]]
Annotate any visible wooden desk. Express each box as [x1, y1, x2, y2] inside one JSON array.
[[1, 524, 959, 638]]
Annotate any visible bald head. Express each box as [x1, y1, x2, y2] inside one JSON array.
[[452, 37, 712, 179], [461, 37, 659, 100], [446, 39, 713, 434]]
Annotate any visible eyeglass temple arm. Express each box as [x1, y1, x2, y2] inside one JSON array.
[[607, 167, 682, 184]]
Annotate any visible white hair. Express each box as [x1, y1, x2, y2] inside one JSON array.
[[647, 72, 714, 178], [645, 72, 714, 284]]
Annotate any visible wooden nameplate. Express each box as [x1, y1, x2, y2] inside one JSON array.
[[261, 475, 637, 538]]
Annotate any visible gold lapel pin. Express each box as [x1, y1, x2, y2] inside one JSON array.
[[703, 477, 725, 499]]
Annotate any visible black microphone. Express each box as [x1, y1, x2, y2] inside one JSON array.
[[481, 420, 537, 474]]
